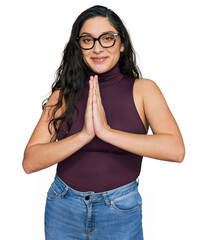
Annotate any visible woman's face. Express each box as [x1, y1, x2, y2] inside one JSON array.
[[79, 16, 124, 74]]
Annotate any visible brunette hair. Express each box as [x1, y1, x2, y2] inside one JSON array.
[[43, 5, 142, 140]]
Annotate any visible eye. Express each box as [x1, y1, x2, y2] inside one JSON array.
[[83, 38, 92, 43], [101, 34, 115, 42], [104, 37, 113, 41], [80, 36, 93, 44]]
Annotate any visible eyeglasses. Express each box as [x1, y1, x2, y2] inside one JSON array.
[[76, 32, 119, 50]]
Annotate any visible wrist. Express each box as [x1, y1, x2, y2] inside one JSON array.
[[80, 130, 94, 143], [99, 126, 113, 142]]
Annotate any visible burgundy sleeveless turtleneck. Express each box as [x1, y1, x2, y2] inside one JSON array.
[[56, 63, 147, 192]]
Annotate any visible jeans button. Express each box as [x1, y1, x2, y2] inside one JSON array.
[[85, 196, 90, 200]]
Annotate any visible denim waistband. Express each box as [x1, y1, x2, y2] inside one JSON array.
[[53, 174, 139, 206]]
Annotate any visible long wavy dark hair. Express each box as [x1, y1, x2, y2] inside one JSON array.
[[43, 5, 142, 141]]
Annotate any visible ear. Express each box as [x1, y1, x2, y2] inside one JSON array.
[[120, 43, 124, 53]]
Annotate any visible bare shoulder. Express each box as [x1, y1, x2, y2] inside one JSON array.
[[133, 78, 159, 132], [135, 78, 181, 134], [44, 89, 61, 107], [43, 89, 66, 118], [25, 89, 64, 148], [133, 78, 173, 132], [134, 78, 165, 103], [134, 78, 161, 93]]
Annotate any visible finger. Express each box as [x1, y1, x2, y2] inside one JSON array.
[[94, 75, 102, 103], [88, 76, 95, 98], [89, 77, 94, 96], [87, 79, 93, 110], [94, 75, 99, 94], [90, 76, 97, 103], [92, 83, 98, 109]]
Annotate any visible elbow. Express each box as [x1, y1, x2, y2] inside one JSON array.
[[22, 150, 36, 174], [174, 146, 185, 163], [22, 159, 33, 174]]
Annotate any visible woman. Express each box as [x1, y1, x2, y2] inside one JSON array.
[[22, 5, 185, 240]]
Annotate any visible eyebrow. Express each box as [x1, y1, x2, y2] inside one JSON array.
[[80, 31, 116, 36]]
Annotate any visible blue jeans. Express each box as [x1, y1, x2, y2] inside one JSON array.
[[44, 174, 143, 240]]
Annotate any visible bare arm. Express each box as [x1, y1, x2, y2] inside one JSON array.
[[98, 78, 185, 162], [22, 88, 94, 174]]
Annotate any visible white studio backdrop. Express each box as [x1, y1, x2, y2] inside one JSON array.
[[0, 0, 206, 239]]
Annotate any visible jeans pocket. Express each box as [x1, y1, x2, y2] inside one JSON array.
[[47, 181, 65, 201], [111, 189, 142, 213]]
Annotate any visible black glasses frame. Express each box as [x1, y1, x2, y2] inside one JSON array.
[[76, 32, 119, 50]]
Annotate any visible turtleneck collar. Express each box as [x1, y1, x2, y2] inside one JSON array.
[[86, 63, 124, 87]]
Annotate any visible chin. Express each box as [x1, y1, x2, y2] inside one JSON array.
[[88, 63, 112, 74]]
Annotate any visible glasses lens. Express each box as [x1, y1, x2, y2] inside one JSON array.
[[100, 33, 115, 47], [79, 36, 94, 49]]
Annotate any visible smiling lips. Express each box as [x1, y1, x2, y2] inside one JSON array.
[[91, 57, 108, 63]]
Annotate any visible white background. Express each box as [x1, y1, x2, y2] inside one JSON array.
[[1, 0, 206, 239]]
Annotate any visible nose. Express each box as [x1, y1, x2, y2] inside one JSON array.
[[93, 39, 104, 53]]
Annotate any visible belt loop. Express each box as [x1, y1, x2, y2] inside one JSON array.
[[61, 186, 69, 199], [102, 192, 110, 206]]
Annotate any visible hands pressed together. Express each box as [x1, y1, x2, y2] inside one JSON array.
[[81, 75, 111, 141]]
